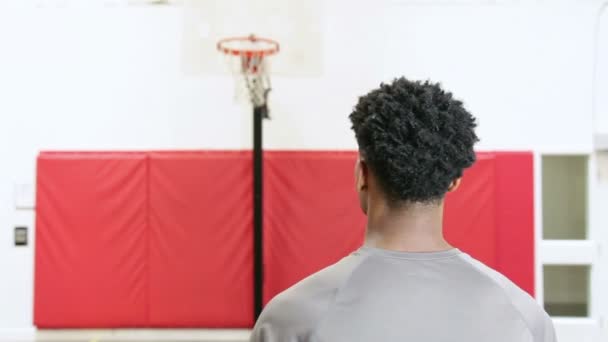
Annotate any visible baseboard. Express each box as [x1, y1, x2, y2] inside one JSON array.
[[0, 328, 35, 342], [1, 328, 251, 342]]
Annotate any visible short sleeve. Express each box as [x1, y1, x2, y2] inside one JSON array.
[[249, 292, 319, 342], [542, 314, 557, 342]]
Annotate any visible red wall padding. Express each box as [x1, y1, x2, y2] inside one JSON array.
[[263, 151, 535, 303], [444, 154, 497, 269], [35, 152, 254, 328], [148, 152, 253, 327], [35, 150, 534, 328], [35, 153, 148, 327], [494, 153, 535, 296], [263, 152, 366, 304]]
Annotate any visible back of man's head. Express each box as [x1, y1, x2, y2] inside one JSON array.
[[349, 77, 479, 205]]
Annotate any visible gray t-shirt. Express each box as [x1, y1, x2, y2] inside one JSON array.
[[251, 246, 556, 342]]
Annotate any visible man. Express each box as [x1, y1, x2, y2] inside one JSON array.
[[250, 78, 556, 342]]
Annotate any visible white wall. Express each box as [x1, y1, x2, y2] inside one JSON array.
[[0, 0, 605, 336], [595, 2, 608, 134], [382, 1, 598, 152]]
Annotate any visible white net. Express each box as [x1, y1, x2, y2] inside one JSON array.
[[219, 36, 278, 109]]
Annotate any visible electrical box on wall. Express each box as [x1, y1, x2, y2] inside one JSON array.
[[14, 227, 28, 246]]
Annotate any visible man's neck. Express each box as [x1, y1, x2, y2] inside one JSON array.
[[364, 201, 453, 252]]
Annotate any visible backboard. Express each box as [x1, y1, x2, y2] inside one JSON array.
[[181, 0, 323, 77]]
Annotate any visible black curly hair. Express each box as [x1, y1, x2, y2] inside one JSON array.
[[349, 77, 479, 204]]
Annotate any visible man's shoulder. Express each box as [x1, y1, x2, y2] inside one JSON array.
[[460, 254, 555, 342], [251, 253, 365, 341]]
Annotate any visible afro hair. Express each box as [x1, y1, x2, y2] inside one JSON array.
[[349, 77, 479, 204]]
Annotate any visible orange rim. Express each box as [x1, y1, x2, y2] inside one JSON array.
[[217, 35, 280, 58]]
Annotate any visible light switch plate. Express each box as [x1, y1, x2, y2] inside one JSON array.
[[14, 183, 35, 210]]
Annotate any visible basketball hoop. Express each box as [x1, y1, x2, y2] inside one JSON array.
[[217, 35, 280, 111], [217, 35, 280, 319]]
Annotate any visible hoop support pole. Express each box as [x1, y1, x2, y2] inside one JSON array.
[[253, 105, 265, 321]]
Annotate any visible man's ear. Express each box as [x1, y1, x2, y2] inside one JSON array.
[[355, 157, 368, 192], [447, 178, 461, 193]]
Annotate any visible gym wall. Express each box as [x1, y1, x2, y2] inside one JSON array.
[[0, 1, 601, 335]]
